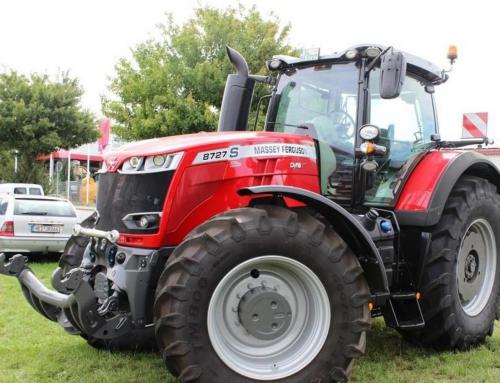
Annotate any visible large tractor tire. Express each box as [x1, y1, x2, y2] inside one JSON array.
[[56, 235, 157, 351], [406, 176, 500, 349], [154, 206, 371, 382]]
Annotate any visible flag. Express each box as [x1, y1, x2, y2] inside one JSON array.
[[98, 119, 111, 152]]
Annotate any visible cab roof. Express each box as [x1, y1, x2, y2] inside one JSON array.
[[273, 44, 445, 84]]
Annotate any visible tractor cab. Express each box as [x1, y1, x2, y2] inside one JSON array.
[[220, 44, 447, 209]]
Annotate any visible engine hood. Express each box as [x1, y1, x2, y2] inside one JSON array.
[[103, 131, 314, 171]]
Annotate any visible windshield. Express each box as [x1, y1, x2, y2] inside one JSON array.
[[268, 62, 359, 203], [269, 63, 358, 150]]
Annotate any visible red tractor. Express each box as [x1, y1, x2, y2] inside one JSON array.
[[2, 44, 500, 382]]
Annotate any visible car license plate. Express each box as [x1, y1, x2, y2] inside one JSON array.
[[31, 224, 61, 234]]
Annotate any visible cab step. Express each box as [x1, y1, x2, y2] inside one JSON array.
[[383, 292, 425, 330]]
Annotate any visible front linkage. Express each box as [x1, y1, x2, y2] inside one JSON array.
[[0, 225, 132, 341]]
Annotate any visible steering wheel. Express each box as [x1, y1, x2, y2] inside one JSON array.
[[327, 110, 356, 140]]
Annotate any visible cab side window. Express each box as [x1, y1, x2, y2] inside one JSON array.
[[365, 70, 437, 205], [369, 70, 436, 146]]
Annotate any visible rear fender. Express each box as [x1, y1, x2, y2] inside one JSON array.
[[395, 151, 500, 226], [239, 186, 389, 293]]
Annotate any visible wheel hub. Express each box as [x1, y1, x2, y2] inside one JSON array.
[[464, 251, 478, 281], [457, 218, 496, 316], [207, 255, 331, 380], [238, 286, 292, 340]]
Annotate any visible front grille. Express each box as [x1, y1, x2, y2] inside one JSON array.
[[96, 171, 174, 234]]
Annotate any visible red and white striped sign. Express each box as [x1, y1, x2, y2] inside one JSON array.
[[462, 112, 488, 138]]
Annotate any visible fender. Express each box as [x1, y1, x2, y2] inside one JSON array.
[[239, 185, 389, 293], [395, 150, 500, 226]]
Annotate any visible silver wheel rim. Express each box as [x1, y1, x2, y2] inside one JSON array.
[[207, 255, 331, 380], [457, 218, 497, 316]]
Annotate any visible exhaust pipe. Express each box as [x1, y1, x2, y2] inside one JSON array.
[[217, 46, 255, 132]]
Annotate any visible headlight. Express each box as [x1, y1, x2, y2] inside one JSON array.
[[120, 152, 183, 174], [122, 212, 161, 230], [121, 156, 144, 172], [153, 155, 166, 167]]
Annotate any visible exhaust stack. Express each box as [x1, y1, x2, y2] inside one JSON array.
[[217, 46, 255, 132]]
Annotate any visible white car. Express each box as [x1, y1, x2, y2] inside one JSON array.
[[0, 183, 44, 196], [0, 195, 78, 254]]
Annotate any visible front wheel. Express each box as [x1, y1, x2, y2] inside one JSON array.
[[154, 206, 371, 382]]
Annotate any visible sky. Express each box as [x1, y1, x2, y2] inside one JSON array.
[[0, 0, 498, 142]]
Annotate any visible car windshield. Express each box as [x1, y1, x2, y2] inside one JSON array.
[[14, 199, 76, 217]]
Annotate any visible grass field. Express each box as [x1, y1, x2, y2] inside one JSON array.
[[1, 261, 500, 382]]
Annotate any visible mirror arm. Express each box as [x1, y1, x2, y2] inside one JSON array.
[[249, 74, 277, 86], [431, 134, 492, 148]]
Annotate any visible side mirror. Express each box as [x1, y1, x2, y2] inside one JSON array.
[[379, 49, 406, 99]]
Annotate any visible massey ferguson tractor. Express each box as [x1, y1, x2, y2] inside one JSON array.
[[2, 44, 500, 382]]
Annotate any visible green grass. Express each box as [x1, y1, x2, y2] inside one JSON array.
[[1, 262, 500, 382]]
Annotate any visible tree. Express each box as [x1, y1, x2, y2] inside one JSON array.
[[0, 71, 98, 184], [103, 5, 297, 140]]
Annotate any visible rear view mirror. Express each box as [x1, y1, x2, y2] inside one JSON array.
[[379, 50, 406, 99]]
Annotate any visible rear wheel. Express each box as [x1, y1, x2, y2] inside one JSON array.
[[405, 176, 500, 348], [154, 206, 370, 382]]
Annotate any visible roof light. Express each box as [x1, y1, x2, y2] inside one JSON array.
[[267, 58, 283, 71], [345, 49, 358, 60], [447, 45, 458, 64], [365, 47, 381, 58]]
